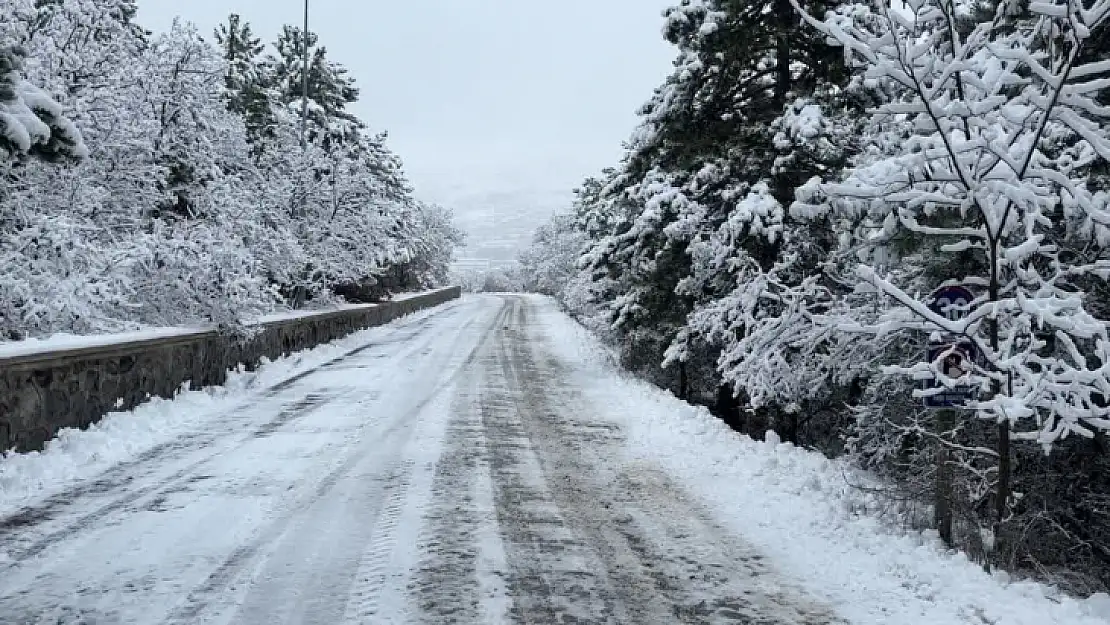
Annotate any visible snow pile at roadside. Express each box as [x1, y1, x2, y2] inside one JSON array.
[[526, 294, 1110, 625], [0, 302, 457, 518]]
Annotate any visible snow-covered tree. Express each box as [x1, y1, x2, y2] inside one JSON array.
[[268, 25, 361, 148], [214, 14, 275, 155], [0, 46, 86, 162], [146, 20, 247, 219], [793, 0, 1110, 554], [572, 0, 857, 407], [0, 5, 461, 338], [519, 211, 588, 299]]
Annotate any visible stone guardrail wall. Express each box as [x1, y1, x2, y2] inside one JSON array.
[[0, 287, 462, 452]]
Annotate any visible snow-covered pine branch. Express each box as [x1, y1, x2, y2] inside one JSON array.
[[0, 45, 86, 162]]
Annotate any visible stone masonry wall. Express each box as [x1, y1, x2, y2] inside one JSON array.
[[0, 287, 462, 452]]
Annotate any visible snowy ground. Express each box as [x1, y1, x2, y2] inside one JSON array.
[[0, 294, 1105, 624]]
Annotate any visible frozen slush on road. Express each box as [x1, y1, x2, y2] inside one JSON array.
[[0, 295, 1103, 624]]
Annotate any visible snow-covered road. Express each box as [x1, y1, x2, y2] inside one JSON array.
[[0, 295, 836, 624], [2, 294, 1106, 625]]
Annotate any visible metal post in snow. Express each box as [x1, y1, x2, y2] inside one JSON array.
[[300, 0, 309, 148], [291, 0, 310, 309], [935, 407, 955, 546], [922, 285, 977, 549]]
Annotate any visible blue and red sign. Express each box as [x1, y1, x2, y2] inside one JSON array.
[[922, 340, 980, 408], [927, 285, 974, 321], [922, 285, 979, 409]]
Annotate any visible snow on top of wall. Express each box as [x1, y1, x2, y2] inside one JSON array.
[[0, 289, 455, 360]]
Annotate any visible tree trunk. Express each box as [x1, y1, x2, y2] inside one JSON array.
[[715, 384, 742, 432], [935, 408, 956, 547], [995, 421, 1011, 555], [678, 362, 689, 400], [772, 0, 795, 205], [774, 0, 792, 107], [779, 410, 799, 444], [988, 249, 1010, 562]]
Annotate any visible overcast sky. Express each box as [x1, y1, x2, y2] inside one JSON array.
[[137, 1, 676, 265]]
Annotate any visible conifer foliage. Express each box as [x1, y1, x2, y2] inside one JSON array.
[[0, 2, 461, 339], [0, 45, 86, 163]]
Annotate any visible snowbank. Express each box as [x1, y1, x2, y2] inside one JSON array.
[[527, 294, 1109, 625]]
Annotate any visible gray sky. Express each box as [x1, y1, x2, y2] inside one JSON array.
[[137, 1, 676, 266]]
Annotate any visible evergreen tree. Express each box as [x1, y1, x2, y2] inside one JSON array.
[[214, 14, 275, 154], [576, 0, 854, 408], [268, 26, 361, 148]]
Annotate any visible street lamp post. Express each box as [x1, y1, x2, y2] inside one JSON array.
[[300, 0, 309, 148]]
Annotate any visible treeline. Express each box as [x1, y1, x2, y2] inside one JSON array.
[[523, 0, 1110, 593], [0, 0, 461, 339]]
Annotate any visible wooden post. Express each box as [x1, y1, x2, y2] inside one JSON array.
[[678, 361, 688, 400]]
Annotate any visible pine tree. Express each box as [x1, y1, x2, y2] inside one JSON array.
[[214, 14, 275, 155], [576, 0, 855, 409], [268, 26, 362, 148]]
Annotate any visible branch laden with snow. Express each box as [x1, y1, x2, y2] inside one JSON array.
[[0, 46, 86, 162], [791, 0, 1110, 450], [0, 6, 461, 340]]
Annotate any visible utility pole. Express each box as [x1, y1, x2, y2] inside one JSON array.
[[300, 0, 309, 148], [291, 0, 311, 311]]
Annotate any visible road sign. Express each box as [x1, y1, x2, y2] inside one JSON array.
[[927, 285, 974, 321], [922, 340, 980, 408]]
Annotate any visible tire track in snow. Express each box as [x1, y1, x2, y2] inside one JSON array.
[[341, 309, 513, 625], [159, 299, 508, 624], [0, 299, 504, 624], [493, 295, 845, 624], [0, 304, 458, 544], [411, 391, 486, 623], [0, 388, 352, 565], [408, 302, 515, 624], [481, 339, 618, 623], [471, 431, 512, 625], [157, 408, 422, 624], [339, 459, 414, 623]]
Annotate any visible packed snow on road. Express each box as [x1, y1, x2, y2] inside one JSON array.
[[0, 295, 1106, 624]]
